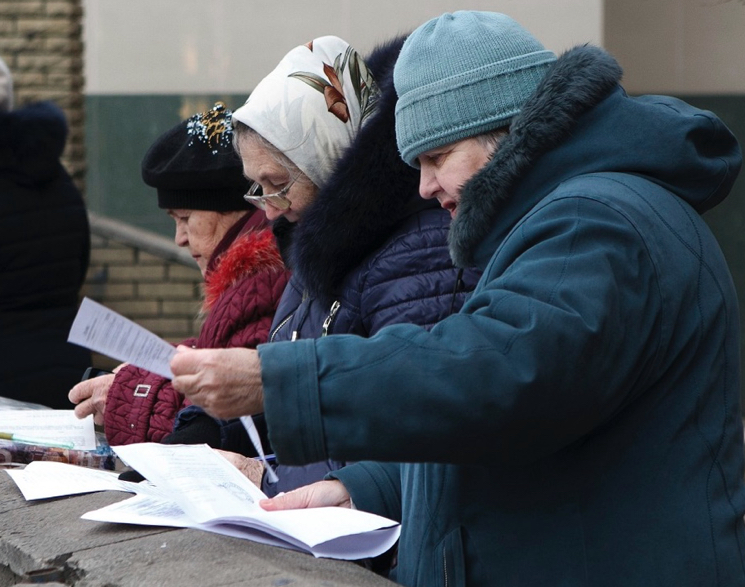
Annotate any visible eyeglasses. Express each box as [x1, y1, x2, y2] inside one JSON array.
[[243, 178, 296, 210]]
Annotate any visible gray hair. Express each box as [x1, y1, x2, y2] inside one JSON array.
[[475, 127, 509, 156], [0, 56, 13, 112], [232, 119, 316, 190]]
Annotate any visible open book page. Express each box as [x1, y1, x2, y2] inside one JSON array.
[[111, 443, 400, 559], [82, 493, 195, 528], [112, 443, 267, 524], [0, 410, 96, 450], [82, 494, 307, 552], [82, 490, 401, 560]]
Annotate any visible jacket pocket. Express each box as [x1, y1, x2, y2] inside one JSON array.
[[439, 526, 466, 587]]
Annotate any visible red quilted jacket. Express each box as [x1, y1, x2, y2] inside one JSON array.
[[104, 210, 289, 445]]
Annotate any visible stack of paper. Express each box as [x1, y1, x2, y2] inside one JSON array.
[[0, 409, 97, 449], [6, 442, 400, 560]]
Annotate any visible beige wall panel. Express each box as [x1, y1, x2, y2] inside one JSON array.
[[83, 0, 602, 95], [605, 0, 745, 94]]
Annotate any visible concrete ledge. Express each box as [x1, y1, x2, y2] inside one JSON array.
[[0, 474, 396, 587], [88, 212, 193, 267]]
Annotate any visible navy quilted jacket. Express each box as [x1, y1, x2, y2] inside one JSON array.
[[217, 36, 481, 496]]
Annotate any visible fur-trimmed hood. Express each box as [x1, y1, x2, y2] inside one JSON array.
[[278, 34, 438, 300], [451, 45, 742, 268], [203, 209, 284, 311], [0, 101, 68, 186]]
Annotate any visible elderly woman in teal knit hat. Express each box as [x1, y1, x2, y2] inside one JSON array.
[[171, 11, 745, 586]]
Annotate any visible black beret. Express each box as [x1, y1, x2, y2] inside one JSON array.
[[141, 102, 252, 211]]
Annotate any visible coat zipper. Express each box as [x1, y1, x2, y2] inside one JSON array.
[[448, 267, 465, 315], [321, 300, 341, 337], [269, 313, 294, 342], [443, 546, 449, 587]]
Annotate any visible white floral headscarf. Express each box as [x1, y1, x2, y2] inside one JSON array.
[[232, 36, 379, 187]]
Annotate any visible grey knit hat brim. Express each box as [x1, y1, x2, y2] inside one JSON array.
[[393, 11, 557, 167], [396, 51, 556, 167]]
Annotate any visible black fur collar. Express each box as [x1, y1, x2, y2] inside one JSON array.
[[450, 45, 623, 267], [281, 35, 434, 301]]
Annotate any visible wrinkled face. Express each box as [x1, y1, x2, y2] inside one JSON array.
[[417, 137, 494, 219], [236, 133, 318, 223], [168, 209, 246, 276]]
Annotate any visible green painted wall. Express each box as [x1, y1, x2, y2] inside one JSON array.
[[85, 94, 247, 237]]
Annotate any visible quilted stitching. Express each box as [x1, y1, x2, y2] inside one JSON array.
[[103, 226, 290, 444]]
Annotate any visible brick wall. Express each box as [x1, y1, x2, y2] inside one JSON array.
[[0, 3, 206, 372], [82, 213, 203, 371], [0, 0, 85, 189]]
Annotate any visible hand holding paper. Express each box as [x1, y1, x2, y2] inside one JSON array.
[[68, 298, 176, 379], [67, 300, 273, 480], [170, 346, 264, 420], [69, 302, 264, 421]]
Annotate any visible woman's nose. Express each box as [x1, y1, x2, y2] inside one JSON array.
[[263, 203, 286, 221], [418, 167, 439, 200], [174, 225, 188, 247]]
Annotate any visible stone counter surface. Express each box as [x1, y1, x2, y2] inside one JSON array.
[[0, 473, 397, 587]]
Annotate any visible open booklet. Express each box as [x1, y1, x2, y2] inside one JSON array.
[[6, 442, 400, 561]]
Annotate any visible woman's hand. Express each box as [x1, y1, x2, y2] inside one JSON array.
[[259, 480, 352, 511], [170, 346, 264, 419], [68, 363, 127, 426], [68, 373, 115, 426], [215, 449, 265, 488]]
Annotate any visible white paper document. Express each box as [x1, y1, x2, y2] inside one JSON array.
[[68, 297, 176, 379], [0, 410, 97, 450], [6, 443, 400, 560], [5, 460, 141, 500]]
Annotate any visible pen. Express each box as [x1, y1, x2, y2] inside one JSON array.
[[0, 432, 75, 449]]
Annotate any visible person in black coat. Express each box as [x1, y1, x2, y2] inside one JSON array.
[[0, 56, 91, 407]]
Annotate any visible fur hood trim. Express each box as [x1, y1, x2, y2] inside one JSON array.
[[450, 45, 622, 267], [284, 34, 434, 300], [203, 228, 284, 311]]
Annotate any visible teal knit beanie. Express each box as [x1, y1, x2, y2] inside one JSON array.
[[394, 11, 557, 167]]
